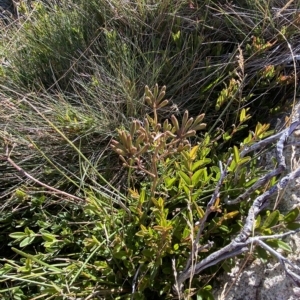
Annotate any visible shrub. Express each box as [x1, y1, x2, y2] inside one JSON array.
[[1, 0, 300, 299]]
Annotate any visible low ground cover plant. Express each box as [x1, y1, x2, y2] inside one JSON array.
[[1, 0, 300, 299]]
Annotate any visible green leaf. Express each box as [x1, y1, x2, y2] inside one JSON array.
[[15, 189, 27, 200], [277, 240, 292, 252], [182, 185, 191, 196], [192, 159, 211, 171], [182, 226, 190, 239], [260, 129, 275, 139], [113, 250, 128, 260], [286, 222, 300, 230], [9, 232, 27, 240], [44, 241, 56, 248], [237, 156, 251, 167], [139, 188, 146, 204], [197, 290, 215, 300], [164, 177, 177, 188], [172, 30, 181, 42], [162, 266, 172, 275], [261, 228, 272, 235], [24, 227, 35, 236], [284, 207, 300, 223], [192, 169, 204, 185], [255, 215, 261, 229], [262, 210, 280, 229], [223, 130, 231, 141], [20, 236, 36, 247], [210, 165, 220, 175], [135, 230, 146, 237], [228, 159, 237, 172], [17, 265, 31, 274], [41, 233, 57, 242], [265, 239, 278, 248], [265, 239, 292, 253], [240, 108, 246, 122], [244, 177, 259, 188], [256, 246, 269, 263], [190, 145, 199, 160], [191, 189, 202, 203], [233, 145, 240, 163], [11, 248, 62, 272], [219, 225, 230, 233], [142, 249, 154, 257], [222, 260, 233, 272], [202, 168, 209, 182], [178, 171, 191, 186], [243, 132, 253, 144], [235, 124, 248, 132]]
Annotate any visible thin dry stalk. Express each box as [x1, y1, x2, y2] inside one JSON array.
[[275, 0, 295, 18], [1, 144, 85, 204]]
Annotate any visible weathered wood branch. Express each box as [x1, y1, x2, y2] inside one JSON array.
[[174, 120, 300, 293]]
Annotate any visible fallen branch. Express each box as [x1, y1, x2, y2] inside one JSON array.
[[174, 119, 300, 293], [227, 120, 300, 205]]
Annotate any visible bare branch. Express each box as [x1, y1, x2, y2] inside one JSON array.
[[226, 120, 300, 205], [174, 119, 300, 292]]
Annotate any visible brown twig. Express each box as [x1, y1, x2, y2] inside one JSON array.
[[1, 145, 85, 204]]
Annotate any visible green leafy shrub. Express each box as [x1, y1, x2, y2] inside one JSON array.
[[2, 84, 298, 299], [1, 0, 300, 299]]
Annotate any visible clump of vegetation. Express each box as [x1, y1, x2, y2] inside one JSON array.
[[1, 0, 300, 299]]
